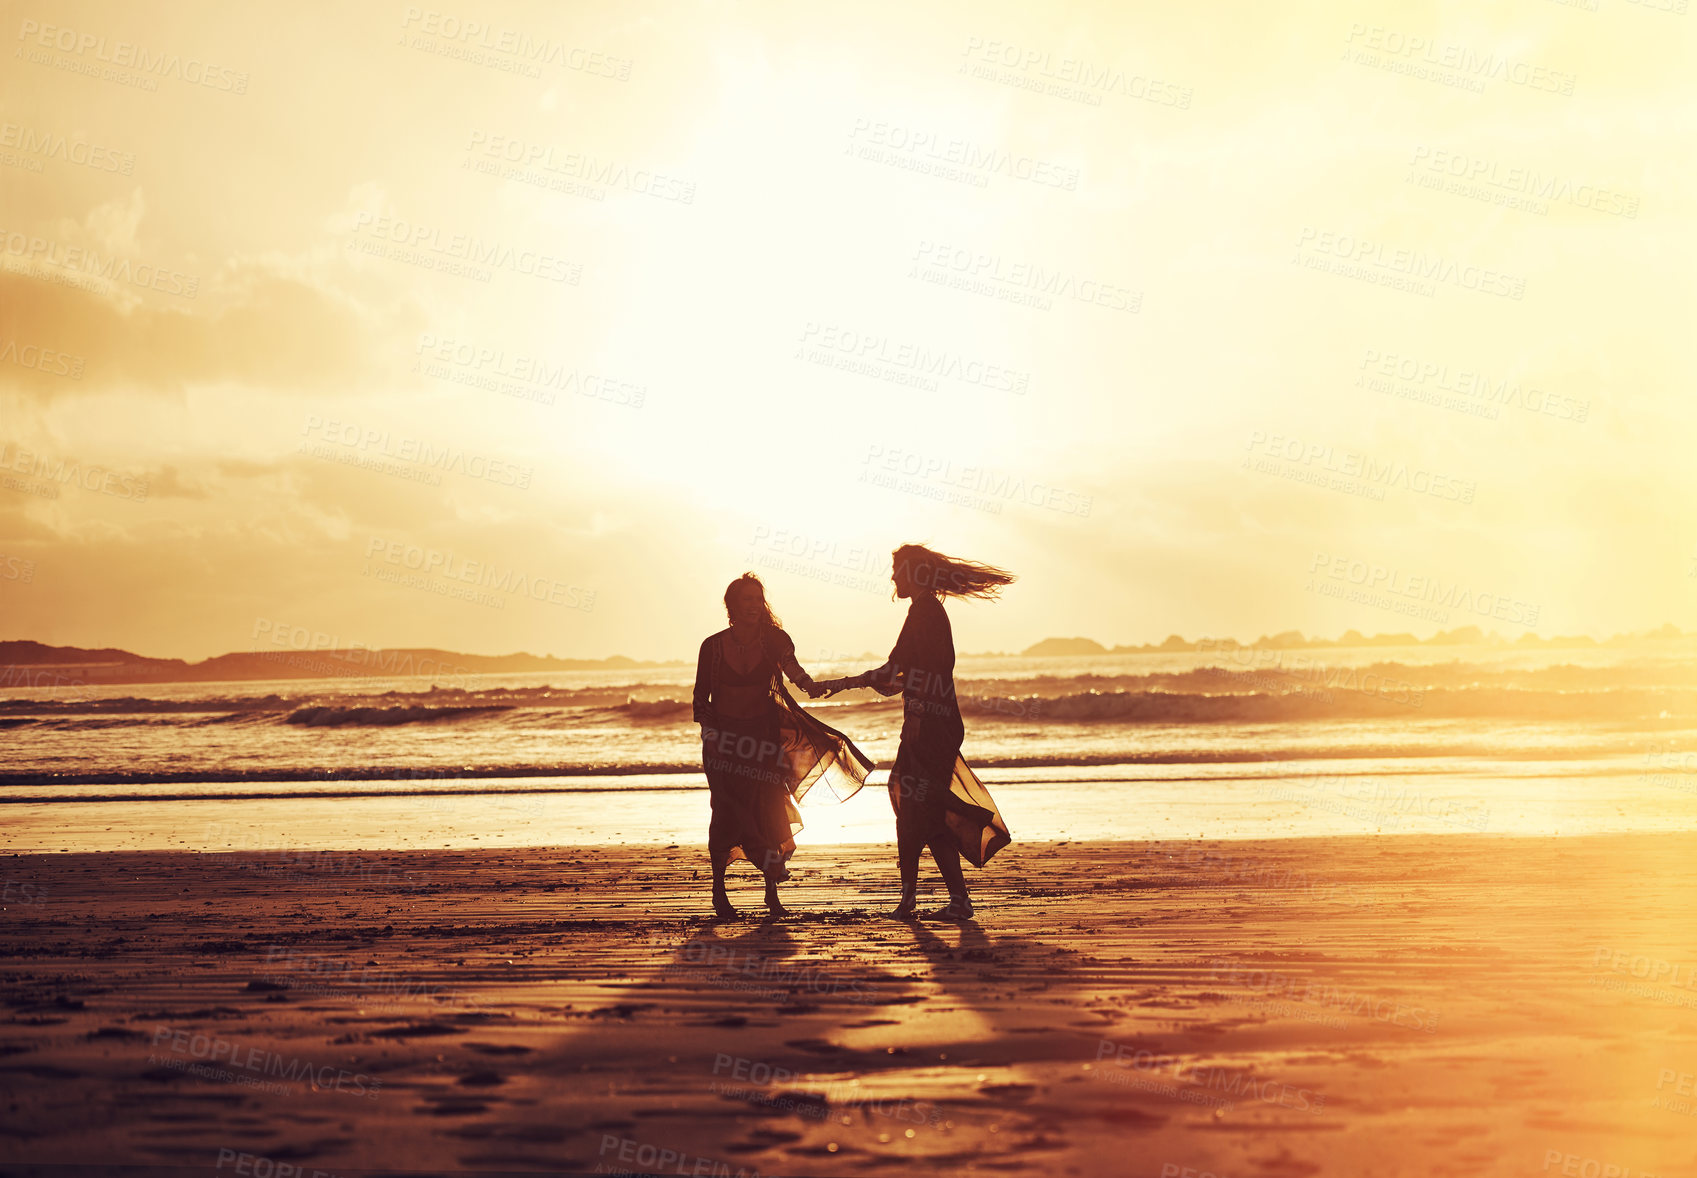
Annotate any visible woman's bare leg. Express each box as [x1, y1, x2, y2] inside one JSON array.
[[929, 837, 972, 918], [891, 819, 922, 918], [711, 854, 735, 918]]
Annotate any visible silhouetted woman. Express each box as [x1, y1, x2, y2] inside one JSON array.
[[819, 545, 1014, 919], [693, 573, 873, 918]]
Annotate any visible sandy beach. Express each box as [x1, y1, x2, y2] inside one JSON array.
[[3, 833, 1694, 1177]]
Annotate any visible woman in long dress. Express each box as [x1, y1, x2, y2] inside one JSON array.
[[693, 573, 874, 917], [819, 545, 1014, 919]]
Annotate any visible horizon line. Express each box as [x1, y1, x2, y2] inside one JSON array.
[[2, 621, 1689, 669]]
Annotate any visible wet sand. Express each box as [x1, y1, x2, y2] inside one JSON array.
[[2, 835, 1695, 1177]]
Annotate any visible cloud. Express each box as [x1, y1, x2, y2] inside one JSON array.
[[0, 259, 421, 399]]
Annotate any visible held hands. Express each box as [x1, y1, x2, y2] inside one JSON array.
[[811, 676, 860, 698]]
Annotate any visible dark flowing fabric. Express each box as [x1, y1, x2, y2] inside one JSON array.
[[870, 596, 1011, 867], [701, 708, 798, 877], [693, 626, 873, 874]]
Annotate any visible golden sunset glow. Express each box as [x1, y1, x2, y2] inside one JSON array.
[[4, 10, 1697, 1176], [4, 1, 1691, 662]]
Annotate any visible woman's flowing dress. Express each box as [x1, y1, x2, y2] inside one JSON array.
[[693, 626, 873, 875], [868, 596, 1012, 866]]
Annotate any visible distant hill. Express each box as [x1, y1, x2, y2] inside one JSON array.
[[0, 640, 679, 688], [5, 622, 1689, 686], [1021, 637, 1108, 657], [1011, 624, 1689, 657]]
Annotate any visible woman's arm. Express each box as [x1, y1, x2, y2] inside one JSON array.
[[820, 609, 916, 696], [821, 659, 902, 697], [772, 630, 823, 698], [859, 606, 917, 695], [779, 653, 822, 696], [692, 637, 715, 725], [860, 659, 905, 696]]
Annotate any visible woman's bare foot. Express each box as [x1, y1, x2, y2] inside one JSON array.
[[929, 897, 974, 920], [712, 888, 736, 919], [888, 893, 918, 920], [763, 884, 788, 917]]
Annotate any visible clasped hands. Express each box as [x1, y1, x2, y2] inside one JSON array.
[[805, 675, 862, 700]]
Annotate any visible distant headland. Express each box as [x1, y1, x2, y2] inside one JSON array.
[[1012, 624, 1687, 659], [2, 623, 1687, 688]]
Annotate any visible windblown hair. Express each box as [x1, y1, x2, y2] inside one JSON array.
[[723, 572, 783, 627], [892, 544, 1016, 601]]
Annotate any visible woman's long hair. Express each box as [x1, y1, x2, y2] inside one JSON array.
[[892, 544, 1016, 600], [723, 572, 783, 627]]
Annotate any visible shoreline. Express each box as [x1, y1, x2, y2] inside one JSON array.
[[4, 761, 1694, 853], [0, 743, 1668, 788]]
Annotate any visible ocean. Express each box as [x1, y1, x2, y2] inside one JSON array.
[[4, 641, 1696, 854]]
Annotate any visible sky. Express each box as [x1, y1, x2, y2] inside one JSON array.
[[1, 0, 1693, 662]]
